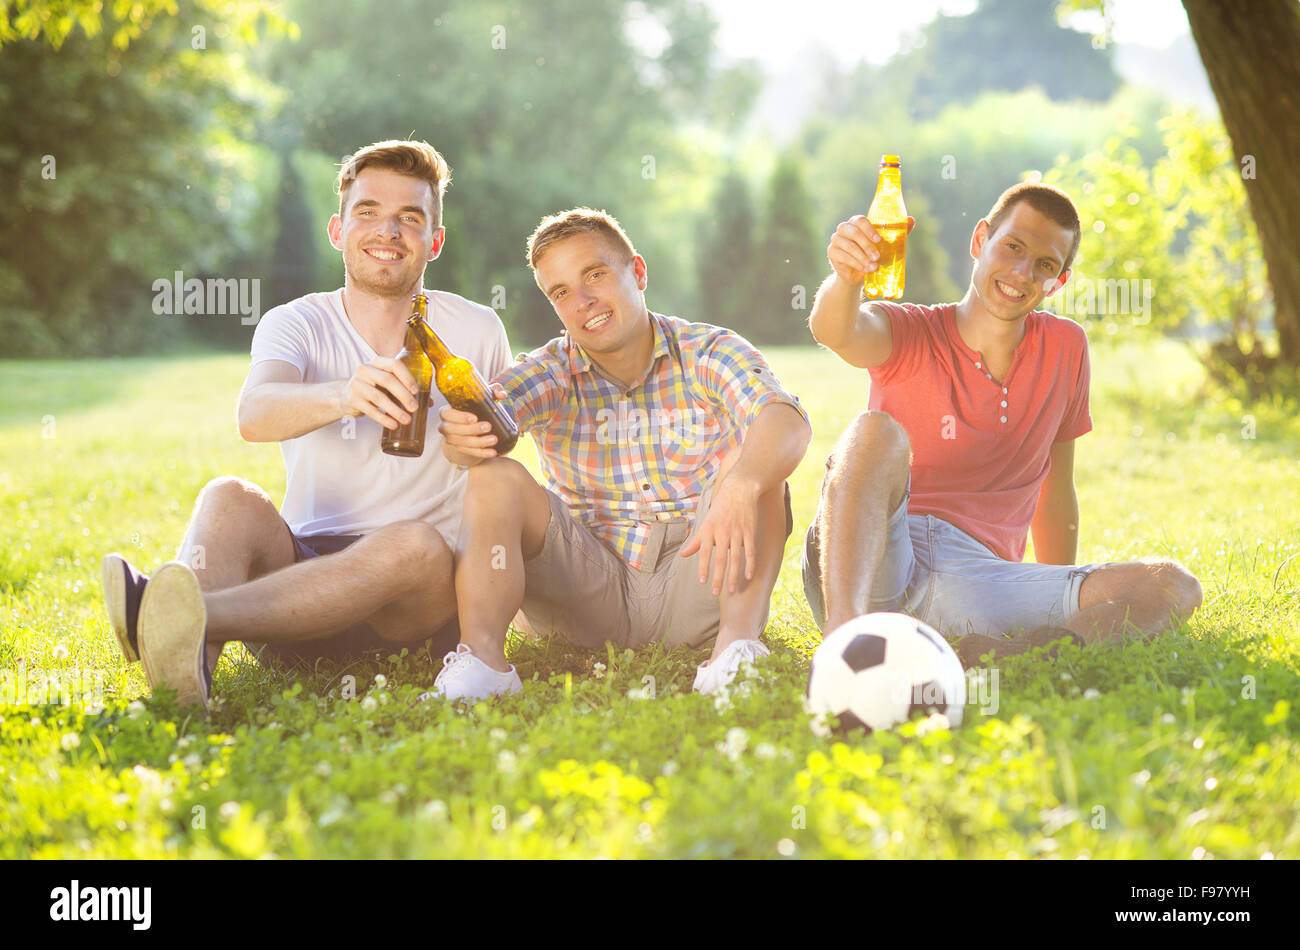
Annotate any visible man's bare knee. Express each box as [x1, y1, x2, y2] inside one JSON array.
[[195, 476, 277, 519], [362, 521, 452, 584], [1147, 560, 1202, 621], [465, 457, 536, 503], [827, 411, 911, 511]]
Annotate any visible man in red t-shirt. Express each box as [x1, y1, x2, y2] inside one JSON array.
[[804, 182, 1201, 661]]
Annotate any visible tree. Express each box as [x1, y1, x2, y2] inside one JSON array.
[[0, 3, 281, 355], [1061, 0, 1300, 389], [696, 171, 759, 334], [268, 155, 317, 312], [818, 0, 1119, 121], [269, 0, 744, 347], [1181, 0, 1300, 383], [753, 151, 822, 343]]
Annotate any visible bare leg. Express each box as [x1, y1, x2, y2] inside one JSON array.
[[819, 411, 911, 632], [1067, 559, 1202, 644], [705, 449, 791, 661], [453, 459, 552, 672], [174, 477, 455, 672]]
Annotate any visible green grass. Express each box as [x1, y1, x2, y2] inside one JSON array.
[[1, 338, 1298, 858]]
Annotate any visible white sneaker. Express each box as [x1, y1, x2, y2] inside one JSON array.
[[693, 638, 770, 695], [418, 644, 522, 703]]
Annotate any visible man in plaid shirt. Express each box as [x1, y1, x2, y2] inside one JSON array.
[[427, 208, 812, 702]]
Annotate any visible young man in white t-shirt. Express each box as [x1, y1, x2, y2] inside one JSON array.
[[99, 139, 511, 711]]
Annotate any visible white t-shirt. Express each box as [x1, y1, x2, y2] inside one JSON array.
[[249, 288, 512, 546]]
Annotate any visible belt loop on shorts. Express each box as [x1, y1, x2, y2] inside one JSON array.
[[638, 521, 667, 573]]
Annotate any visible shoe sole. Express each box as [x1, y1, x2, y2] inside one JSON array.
[[101, 553, 139, 663], [138, 562, 209, 711]]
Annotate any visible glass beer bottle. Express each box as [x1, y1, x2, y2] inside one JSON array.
[[409, 294, 520, 455], [380, 298, 434, 458], [863, 154, 907, 300]]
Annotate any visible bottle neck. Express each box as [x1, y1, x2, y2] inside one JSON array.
[[413, 317, 454, 362], [877, 168, 901, 189]]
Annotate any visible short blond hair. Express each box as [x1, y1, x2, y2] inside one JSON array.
[[336, 139, 451, 225], [526, 207, 638, 273]]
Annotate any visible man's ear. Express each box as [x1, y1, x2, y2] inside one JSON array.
[[970, 219, 990, 260], [632, 254, 647, 291], [327, 213, 343, 251], [428, 226, 446, 261], [1044, 268, 1071, 298]]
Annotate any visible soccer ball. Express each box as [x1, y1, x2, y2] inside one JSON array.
[[807, 612, 967, 732]]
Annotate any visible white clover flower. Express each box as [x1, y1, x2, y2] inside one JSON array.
[[219, 801, 241, 821], [914, 711, 951, 736], [373, 673, 387, 689], [360, 695, 378, 712], [712, 687, 732, 713], [497, 749, 517, 773], [60, 732, 81, 750], [183, 754, 202, 770], [717, 726, 748, 761], [808, 711, 832, 738], [314, 761, 333, 778], [421, 800, 449, 822], [626, 686, 650, 701], [755, 742, 777, 760], [1083, 688, 1101, 700], [489, 727, 508, 744], [52, 643, 70, 660], [127, 701, 145, 720], [661, 761, 679, 777], [592, 662, 606, 679]]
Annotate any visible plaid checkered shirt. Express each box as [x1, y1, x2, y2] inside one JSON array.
[[494, 312, 808, 570]]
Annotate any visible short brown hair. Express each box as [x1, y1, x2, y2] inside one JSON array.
[[526, 207, 638, 273], [336, 140, 451, 226], [985, 182, 1081, 273]]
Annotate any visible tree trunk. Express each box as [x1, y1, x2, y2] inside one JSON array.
[[1182, 0, 1300, 369]]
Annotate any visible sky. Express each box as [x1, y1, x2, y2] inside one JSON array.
[[703, 0, 1192, 71]]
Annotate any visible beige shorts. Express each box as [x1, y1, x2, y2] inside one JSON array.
[[520, 481, 793, 650]]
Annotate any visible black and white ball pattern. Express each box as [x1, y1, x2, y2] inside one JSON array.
[[807, 612, 967, 732]]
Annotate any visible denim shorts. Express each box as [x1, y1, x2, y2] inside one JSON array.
[[243, 532, 460, 669], [801, 474, 1102, 639]]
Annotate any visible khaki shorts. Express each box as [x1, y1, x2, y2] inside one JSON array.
[[521, 481, 793, 650]]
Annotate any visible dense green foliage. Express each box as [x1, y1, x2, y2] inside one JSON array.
[[7, 0, 1271, 361], [2, 343, 1297, 858]]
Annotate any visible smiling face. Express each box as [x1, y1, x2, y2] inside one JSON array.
[[969, 202, 1074, 324], [534, 230, 650, 359], [327, 167, 445, 299]]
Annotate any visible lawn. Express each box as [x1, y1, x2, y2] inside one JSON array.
[[1, 336, 1297, 858]]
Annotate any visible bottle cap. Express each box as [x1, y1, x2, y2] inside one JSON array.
[[880, 154, 901, 167]]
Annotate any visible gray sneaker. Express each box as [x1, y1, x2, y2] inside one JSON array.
[[101, 553, 149, 662]]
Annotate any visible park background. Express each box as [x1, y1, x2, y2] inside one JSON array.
[[1, 0, 1298, 859]]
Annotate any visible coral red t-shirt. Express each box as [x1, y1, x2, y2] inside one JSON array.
[[867, 302, 1092, 562]]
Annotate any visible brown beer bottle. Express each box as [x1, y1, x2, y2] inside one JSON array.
[[409, 294, 519, 455], [379, 297, 434, 457]]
